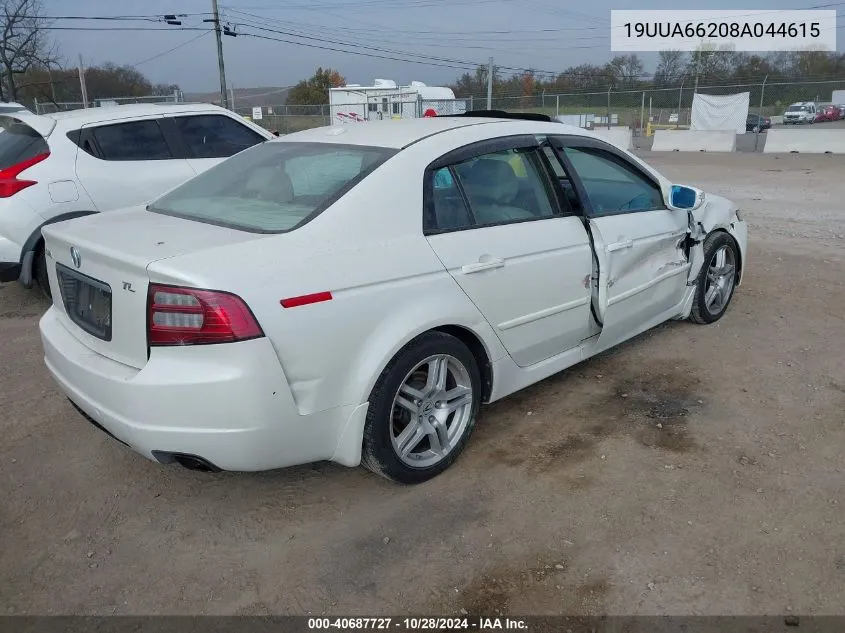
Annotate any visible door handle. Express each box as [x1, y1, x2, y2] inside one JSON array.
[[606, 239, 633, 252], [461, 257, 505, 274]]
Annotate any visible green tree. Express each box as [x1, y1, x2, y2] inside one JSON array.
[[450, 64, 501, 98], [286, 67, 346, 105]]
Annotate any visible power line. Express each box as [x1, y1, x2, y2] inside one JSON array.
[[228, 11, 608, 72], [228, 19, 482, 69], [39, 26, 211, 32], [226, 8, 610, 44], [222, 3, 845, 79], [229, 10, 845, 81], [228, 1, 845, 33], [238, 32, 478, 71], [130, 30, 213, 66], [233, 0, 515, 10], [228, 17, 617, 78], [18, 13, 212, 21]]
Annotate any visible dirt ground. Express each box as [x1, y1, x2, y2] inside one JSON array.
[[1, 153, 843, 617]]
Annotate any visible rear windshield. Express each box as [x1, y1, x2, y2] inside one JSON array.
[[0, 117, 48, 170], [149, 141, 395, 233]]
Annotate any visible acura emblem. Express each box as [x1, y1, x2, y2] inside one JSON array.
[[70, 246, 81, 269]]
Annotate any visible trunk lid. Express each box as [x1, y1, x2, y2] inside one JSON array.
[[42, 207, 265, 369]]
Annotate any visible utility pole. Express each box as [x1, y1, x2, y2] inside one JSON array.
[[211, 0, 228, 109], [486, 57, 493, 110], [47, 68, 57, 103], [78, 55, 89, 108], [693, 47, 701, 94], [639, 91, 645, 138], [755, 74, 768, 151], [677, 78, 684, 129]]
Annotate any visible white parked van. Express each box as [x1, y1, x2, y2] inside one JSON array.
[[783, 102, 816, 124]]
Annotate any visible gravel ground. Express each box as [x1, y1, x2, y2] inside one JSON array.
[[1, 153, 843, 616]]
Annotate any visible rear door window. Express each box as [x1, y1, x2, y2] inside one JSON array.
[[173, 114, 266, 158], [91, 120, 172, 161], [0, 117, 49, 168], [451, 148, 557, 227]]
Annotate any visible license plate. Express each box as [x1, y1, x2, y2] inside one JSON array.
[[56, 263, 112, 341]]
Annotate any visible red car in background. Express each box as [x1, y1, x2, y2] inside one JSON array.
[[815, 105, 842, 122]]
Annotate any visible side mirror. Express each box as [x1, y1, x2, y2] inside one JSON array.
[[668, 184, 705, 211]]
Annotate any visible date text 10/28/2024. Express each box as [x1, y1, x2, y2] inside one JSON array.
[[307, 617, 528, 631]]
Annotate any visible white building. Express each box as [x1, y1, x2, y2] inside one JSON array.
[[329, 79, 467, 123]]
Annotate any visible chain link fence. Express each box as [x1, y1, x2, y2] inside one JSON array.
[[33, 92, 184, 115], [38, 78, 840, 135], [238, 78, 841, 135], [232, 104, 331, 134], [236, 96, 472, 133], [458, 78, 845, 135]]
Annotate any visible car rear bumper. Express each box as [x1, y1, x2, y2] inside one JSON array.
[[39, 306, 356, 471]]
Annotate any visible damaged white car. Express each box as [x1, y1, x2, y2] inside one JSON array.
[[38, 115, 747, 484]]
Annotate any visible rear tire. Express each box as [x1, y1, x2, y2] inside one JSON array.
[[34, 243, 51, 299], [689, 232, 738, 325], [361, 332, 481, 484]]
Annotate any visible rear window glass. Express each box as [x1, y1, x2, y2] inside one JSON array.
[[91, 120, 172, 161], [174, 114, 266, 159], [149, 142, 395, 232], [0, 117, 48, 169]]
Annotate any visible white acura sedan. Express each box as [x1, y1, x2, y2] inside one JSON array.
[[39, 115, 747, 484]]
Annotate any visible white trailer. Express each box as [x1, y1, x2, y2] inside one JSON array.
[[329, 79, 466, 124], [832, 89, 845, 105]]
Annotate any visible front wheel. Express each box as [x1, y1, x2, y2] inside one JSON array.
[[689, 232, 739, 325], [361, 332, 481, 484]]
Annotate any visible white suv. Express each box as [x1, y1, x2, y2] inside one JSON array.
[[0, 103, 273, 294]]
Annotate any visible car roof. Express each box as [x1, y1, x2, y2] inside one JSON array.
[[44, 102, 228, 124], [0, 102, 241, 138], [277, 117, 589, 149]]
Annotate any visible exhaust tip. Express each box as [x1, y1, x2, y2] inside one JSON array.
[[151, 451, 222, 473]]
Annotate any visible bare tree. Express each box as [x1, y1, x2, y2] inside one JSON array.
[[0, 0, 57, 101], [605, 54, 644, 88], [654, 50, 687, 87]]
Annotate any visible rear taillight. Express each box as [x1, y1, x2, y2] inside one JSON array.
[[147, 284, 263, 346], [0, 151, 49, 198]]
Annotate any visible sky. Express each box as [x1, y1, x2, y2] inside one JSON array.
[[42, 0, 845, 94]]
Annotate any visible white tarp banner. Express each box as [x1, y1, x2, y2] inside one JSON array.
[[691, 92, 749, 134]]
